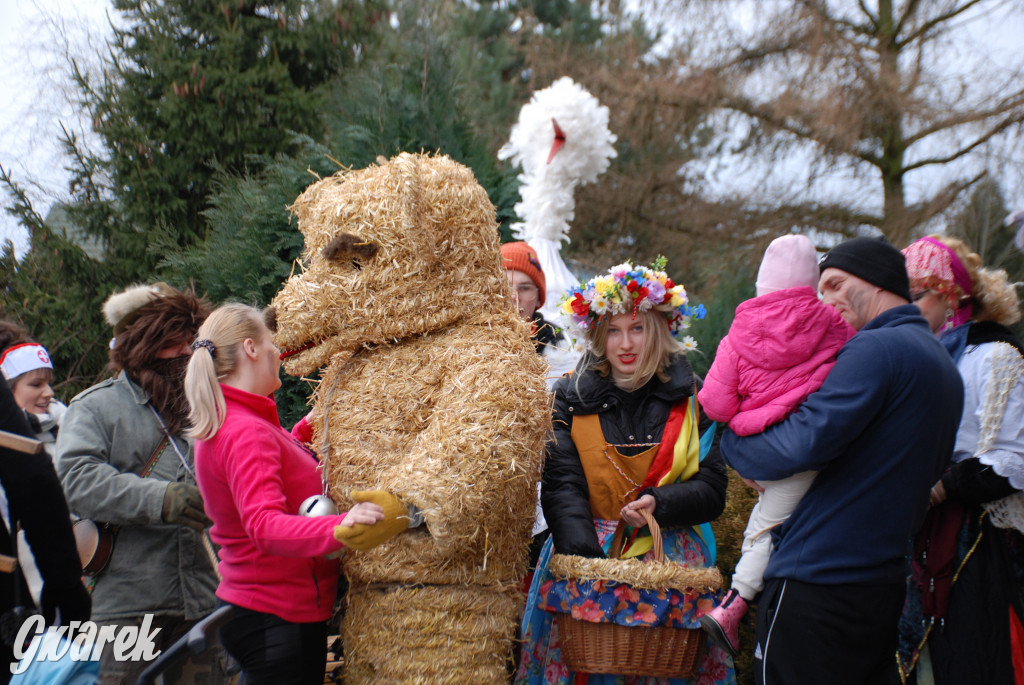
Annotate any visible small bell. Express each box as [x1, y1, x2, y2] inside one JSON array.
[[299, 495, 344, 559], [299, 494, 340, 518]]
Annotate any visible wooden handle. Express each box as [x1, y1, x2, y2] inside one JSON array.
[[611, 507, 663, 561], [0, 430, 43, 455]]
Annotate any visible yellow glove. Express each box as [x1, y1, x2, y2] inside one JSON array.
[[333, 490, 411, 551]]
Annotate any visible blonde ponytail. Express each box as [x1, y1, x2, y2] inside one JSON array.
[[185, 303, 264, 440]]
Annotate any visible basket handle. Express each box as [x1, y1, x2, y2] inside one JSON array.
[[610, 507, 663, 562]]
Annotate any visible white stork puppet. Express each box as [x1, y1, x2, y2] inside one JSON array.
[[498, 76, 618, 322]]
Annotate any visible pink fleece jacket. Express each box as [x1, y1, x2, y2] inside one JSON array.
[[698, 287, 855, 436], [195, 384, 346, 622]]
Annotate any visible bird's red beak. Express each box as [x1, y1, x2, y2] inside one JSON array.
[[546, 118, 566, 164]]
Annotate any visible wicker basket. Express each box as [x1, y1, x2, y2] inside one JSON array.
[[551, 509, 708, 678], [556, 614, 705, 678]]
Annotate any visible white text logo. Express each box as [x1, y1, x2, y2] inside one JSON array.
[[11, 615, 162, 674]]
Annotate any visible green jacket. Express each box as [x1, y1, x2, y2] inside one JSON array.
[[55, 371, 217, 621]]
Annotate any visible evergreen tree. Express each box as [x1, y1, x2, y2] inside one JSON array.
[[0, 166, 111, 394], [945, 177, 1024, 340], [77, 0, 385, 273], [1, 0, 385, 397], [947, 177, 1024, 284]]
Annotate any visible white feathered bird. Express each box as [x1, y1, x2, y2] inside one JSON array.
[[499, 77, 617, 320]]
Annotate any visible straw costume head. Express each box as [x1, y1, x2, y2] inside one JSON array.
[[271, 152, 550, 684], [274, 153, 517, 376]]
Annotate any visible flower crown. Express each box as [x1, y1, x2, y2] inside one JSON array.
[[557, 256, 705, 347]]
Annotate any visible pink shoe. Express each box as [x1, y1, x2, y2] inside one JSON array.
[[699, 588, 747, 657]]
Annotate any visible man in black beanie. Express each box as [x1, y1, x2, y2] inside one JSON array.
[[816, 236, 913, 328], [720, 235, 964, 684]]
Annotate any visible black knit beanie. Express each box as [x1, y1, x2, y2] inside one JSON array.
[[818, 236, 912, 302]]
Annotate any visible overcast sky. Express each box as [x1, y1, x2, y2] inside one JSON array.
[[0, 0, 112, 257], [1, 1, 1022, 260]]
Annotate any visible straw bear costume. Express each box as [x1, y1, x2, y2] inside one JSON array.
[[272, 153, 551, 684]]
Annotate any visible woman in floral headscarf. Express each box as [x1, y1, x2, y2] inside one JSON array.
[[514, 258, 735, 685], [896, 235, 1024, 685]]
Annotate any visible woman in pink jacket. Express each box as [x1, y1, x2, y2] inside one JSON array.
[[184, 303, 407, 685], [696, 235, 854, 657]]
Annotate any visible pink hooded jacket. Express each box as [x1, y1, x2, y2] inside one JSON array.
[[698, 287, 855, 436]]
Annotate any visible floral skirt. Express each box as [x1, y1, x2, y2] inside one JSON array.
[[514, 519, 735, 685]]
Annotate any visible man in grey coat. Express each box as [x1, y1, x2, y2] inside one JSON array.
[[56, 283, 227, 685]]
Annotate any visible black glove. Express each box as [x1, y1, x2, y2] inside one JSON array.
[[40, 581, 91, 625], [162, 483, 212, 531]]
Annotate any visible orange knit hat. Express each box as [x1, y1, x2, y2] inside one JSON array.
[[500, 242, 546, 307]]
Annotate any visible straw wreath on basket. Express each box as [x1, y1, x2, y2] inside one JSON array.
[[548, 553, 723, 592]]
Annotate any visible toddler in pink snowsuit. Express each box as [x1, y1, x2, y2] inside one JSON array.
[[696, 234, 855, 656]]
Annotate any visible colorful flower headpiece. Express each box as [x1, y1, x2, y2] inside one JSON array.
[[557, 256, 705, 347]]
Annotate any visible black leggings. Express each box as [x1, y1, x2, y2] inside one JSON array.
[[218, 604, 327, 685]]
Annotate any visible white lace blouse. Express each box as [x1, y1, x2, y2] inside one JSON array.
[[953, 340, 1024, 533]]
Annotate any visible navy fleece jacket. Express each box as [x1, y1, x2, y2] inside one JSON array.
[[721, 305, 964, 586]]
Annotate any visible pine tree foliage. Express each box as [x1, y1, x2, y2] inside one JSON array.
[[1, 0, 386, 401], [161, 136, 337, 305], [79, 0, 386, 269], [947, 176, 1024, 293], [0, 165, 112, 394]]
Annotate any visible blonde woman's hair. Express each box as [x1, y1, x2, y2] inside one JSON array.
[[582, 306, 683, 391], [185, 303, 266, 441], [929, 235, 1021, 326]]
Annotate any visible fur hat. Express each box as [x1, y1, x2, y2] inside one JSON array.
[[756, 235, 820, 296], [819, 236, 912, 302], [103, 283, 177, 336], [501, 242, 546, 307]]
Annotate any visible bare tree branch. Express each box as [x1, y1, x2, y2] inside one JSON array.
[[904, 94, 1024, 146], [856, 0, 879, 27], [893, 0, 925, 38], [904, 114, 1024, 171], [896, 0, 988, 48]]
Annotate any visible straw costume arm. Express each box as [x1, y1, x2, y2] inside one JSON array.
[[541, 382, 606, 558], [384, 339, 546, 553]]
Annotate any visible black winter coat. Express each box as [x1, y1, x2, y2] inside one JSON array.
[[541, 355, 727, 558], [0, 381, 90, 646]]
